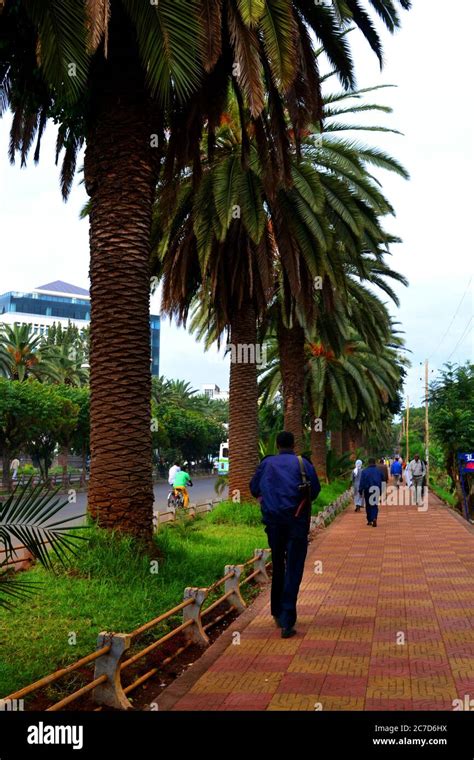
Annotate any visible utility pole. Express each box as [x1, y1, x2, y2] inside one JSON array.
[[406, 395, 410, 464], [425, 359, 430, 480]]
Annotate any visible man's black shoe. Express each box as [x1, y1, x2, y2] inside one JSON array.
[[281, 628, 297, 639], [372, 519, 377, 527], [367, 521, 372, 526]]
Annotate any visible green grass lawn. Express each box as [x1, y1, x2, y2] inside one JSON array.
[[312, 479, 350, 514], [0, 508, 265, 699], [0, 481, 347, 698]]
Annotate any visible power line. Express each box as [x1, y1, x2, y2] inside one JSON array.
[[428, 277, 472, 361], [447, 316, 473, 362]]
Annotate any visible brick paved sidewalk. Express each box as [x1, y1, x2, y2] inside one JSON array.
[[159, 489, 474, 711]]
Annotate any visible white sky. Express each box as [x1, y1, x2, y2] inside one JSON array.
[[1, 0, 473, 407]]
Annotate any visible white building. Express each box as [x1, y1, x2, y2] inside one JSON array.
[[201, 383, 229, 401], [0, 280, 161, 375]]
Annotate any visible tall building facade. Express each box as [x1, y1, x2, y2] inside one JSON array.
[[0, 280, 161, 375]]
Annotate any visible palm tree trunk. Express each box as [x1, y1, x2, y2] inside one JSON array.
[[228, 303, 259, 501], [277, 317, 305, 453], [311, 408, 327, 482], [84, 10, 159, 542], [342, 428, 350, 456], [332, 429, 343, 457]]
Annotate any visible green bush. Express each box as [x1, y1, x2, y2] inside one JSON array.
[[18, 464, 36, 476]]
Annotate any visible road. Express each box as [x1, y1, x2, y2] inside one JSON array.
[[67, 476, 226, 524]]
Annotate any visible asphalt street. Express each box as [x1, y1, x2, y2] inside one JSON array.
[[64, 476, 226, 525]]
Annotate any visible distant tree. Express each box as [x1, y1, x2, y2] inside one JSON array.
[[191, 394, 229, 426], [0, 380, 79, 485], [160, 407, 224, 467], [53, 386, 89, 487], [430, 363, 474, 499]]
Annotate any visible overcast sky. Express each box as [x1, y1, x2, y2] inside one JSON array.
[[1, 0, 472, 407]]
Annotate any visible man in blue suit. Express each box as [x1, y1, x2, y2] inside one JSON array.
[[250, 431, 320, 638], [359, 457, 383, 527]]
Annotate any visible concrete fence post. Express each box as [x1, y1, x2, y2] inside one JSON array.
[[182, 587, 209, 646], [252, 549, 271, 583], [224, 565, 246, 612], [93, 632, 131, 710]]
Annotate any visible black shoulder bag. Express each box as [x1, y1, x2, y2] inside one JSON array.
[[295, 455, 312, 518]]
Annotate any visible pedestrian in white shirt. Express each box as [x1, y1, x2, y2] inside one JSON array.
[[408, 454, 426, 506], [168, 462, 180, 486]]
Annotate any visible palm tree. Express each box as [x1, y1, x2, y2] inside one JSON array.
[[273, 78, 409, 450], [0, 324, 43, 381], [1, 0, 411, 539], [261, 320, 406, 480], [39, 343, 89, 387], [155, 105, 344, 497]]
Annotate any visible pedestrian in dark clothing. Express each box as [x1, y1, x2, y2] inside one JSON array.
[[377, 458, 389, 482], [250, 431, 320, 638], [359, 458, 383, 527], [390, 456, 403, 489]]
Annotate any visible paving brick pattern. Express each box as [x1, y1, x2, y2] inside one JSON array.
[[171, 491, 474, 711]]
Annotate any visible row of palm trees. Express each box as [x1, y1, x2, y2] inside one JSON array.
[[1, 0, 412, 540], [157, 81, 409, 496], [0, 324, 89, 387]]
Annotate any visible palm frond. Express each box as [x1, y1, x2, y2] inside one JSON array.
[[0, 479, 88, 572]]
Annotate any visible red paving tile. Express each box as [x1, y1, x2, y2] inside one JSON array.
[[170, 490, 474, 712]]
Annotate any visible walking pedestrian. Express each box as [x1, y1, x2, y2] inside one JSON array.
[[10, 456, 20, 482], [250, 431, 320, 638], [408, 454, 426, 506], [404, 460, 412, 488], [390, 456, 403, 489], [352, 459, 364, 512], [359, 458, 383, 527]]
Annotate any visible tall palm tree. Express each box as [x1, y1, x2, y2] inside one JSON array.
[[1, 0, 411, 538], [273, 78, 409, 450], [154, 105, 345, 498]]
